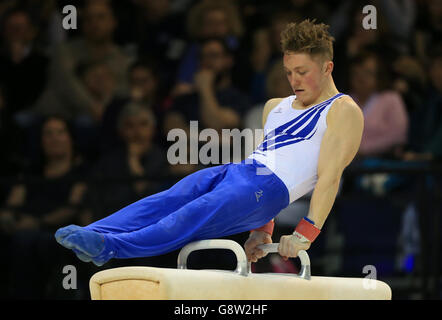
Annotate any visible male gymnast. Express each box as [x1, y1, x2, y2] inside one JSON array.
[[55, 19, 364, 267]]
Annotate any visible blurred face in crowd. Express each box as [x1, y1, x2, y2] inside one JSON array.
[[199, 40, 232, 75], [82, 3, 116, 43], [82, 63, 116, 99], [201, 9, 229, 38], [350, 56, 378, 98], [120, 110, 155, 148], [283, 52, 332, 105], [429, 57, 442, 92], [42, 118, 73, 160], [130, 66, 158, 102], [3, 11, 35, 46]]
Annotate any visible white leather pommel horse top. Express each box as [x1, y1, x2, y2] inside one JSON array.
[[89, 239, 392, 300]]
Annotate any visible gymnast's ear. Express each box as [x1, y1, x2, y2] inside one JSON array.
[[322, 60, 334, 76]]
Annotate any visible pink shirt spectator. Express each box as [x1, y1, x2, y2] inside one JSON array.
[[356, 91, 409, 156]]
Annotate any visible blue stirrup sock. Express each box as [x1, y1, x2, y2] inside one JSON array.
[[55, 225, 114, 266]]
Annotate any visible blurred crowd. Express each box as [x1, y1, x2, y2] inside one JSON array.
[[0, 0, 441, 299]]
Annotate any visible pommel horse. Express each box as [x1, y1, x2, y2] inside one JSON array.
[[89, 239, 392, 300]]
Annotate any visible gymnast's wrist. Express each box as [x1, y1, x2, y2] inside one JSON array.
[[293, 217, 321, 243], [251, 220, 274, 236]]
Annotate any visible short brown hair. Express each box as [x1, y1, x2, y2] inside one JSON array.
[[280, 19, 334, 61]]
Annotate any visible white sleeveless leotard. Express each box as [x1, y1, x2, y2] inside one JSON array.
[[247, 93, 346, 203]]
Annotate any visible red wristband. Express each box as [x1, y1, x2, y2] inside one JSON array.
[[294, 218, 321, 242], [252, 220, 274, 235]]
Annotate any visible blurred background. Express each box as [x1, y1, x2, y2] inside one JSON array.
[[0, 0, 441, 300]]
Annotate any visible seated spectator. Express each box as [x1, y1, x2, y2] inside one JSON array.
[[173, 0, 244, 96], [165, 38, 251, 171], [0, 115, 89, 234], [349, 51, 409, 158], [73, 60, 120, 161], [9, 0, 68, 53], [165, 37, 250, 134], [398, 48, 442, 162], [88, 102, 169, 220], [33, 1, 132, 120], [100, 58, 170, 153], [0, 115, 89, 299], [0, 7, 49, 118]]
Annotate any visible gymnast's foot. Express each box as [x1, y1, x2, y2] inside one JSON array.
[[55, 225, 110, 266]]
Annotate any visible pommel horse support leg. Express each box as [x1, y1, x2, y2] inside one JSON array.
[[89, 240, 392, 300]]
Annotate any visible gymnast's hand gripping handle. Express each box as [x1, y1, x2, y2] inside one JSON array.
[[177, 239, 249, 276], [247, 244, 311, 280]]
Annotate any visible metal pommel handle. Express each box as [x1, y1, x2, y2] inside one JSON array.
[[177, 239, 249, 276], [247, 243, 311, 280]]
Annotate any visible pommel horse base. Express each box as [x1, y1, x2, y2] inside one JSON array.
[[89, 239, 392, 300]]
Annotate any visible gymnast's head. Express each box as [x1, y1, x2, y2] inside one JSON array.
[[280, 19, 335, 105]]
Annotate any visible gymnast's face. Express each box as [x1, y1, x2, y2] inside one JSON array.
[[283, 52, 332, 106]]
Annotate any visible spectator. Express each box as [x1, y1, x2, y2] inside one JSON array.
[[33, 1, 132, 120], [88, 102, 169, 220], [0, 115, 88, 235], [77, 61, 117, 122], [0, 115, 89, 299], [165, 37, 250, 134], [349, 51, 408, 158], [173, 0, 244, 96], [12, 0, 68, 53], [100, 58, 170, 153], [73, 60, 119, 161], [0, 7, 49, 117], [399, 48, 442, 162]]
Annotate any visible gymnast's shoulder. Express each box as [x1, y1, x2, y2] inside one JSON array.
[[327, 94, 364, 128], [261, 98, 284, 122]]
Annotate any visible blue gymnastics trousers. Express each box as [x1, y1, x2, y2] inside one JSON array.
[[79, 160, 289, 261]]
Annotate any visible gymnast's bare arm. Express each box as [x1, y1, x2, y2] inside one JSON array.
[[278, 95, 364, 259]]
